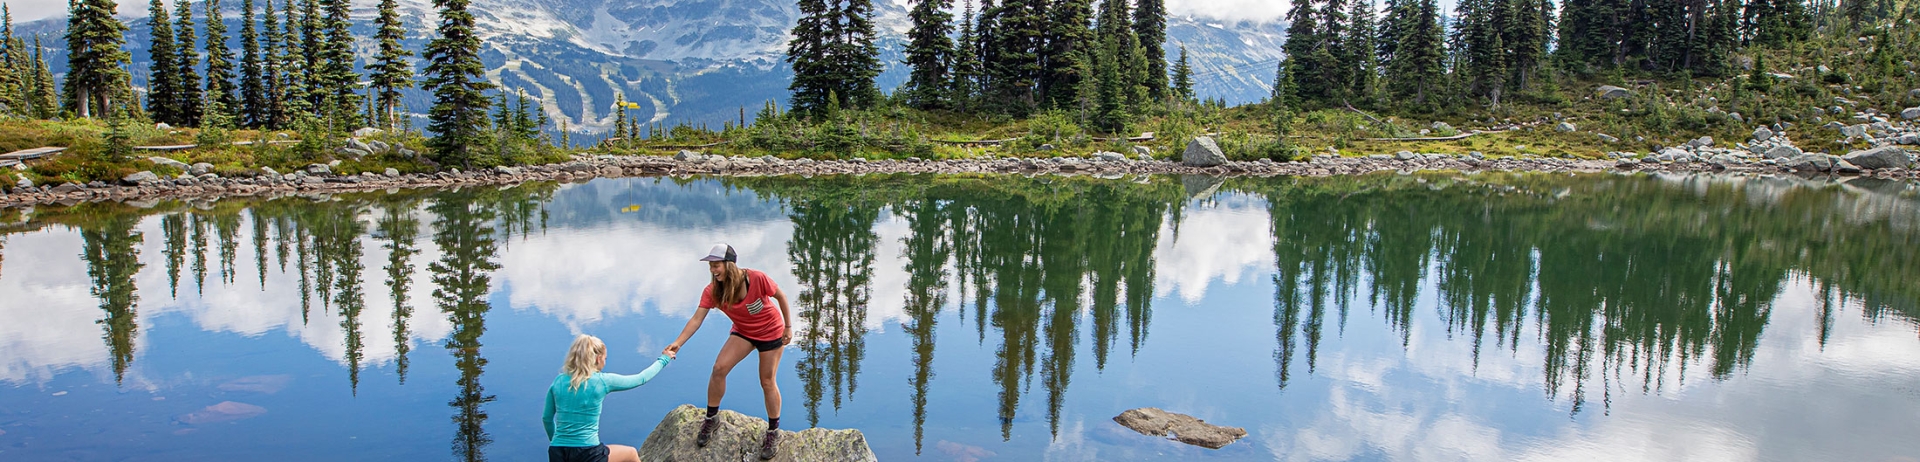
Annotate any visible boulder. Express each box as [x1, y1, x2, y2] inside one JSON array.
[[675, 150, 704, 162], [366, 140, 392, 153], [494, 165, 521, 175], [155, 122, 173, 131], [637, 405, 875, 462], [397, 148, 418, 158], [352, 127, 384, 138], [15, 174, 33, 189], [148, 156, 190, 171], [1833, 159, 1864, 174], [1764, 145, 1804, 159], [384, 168, 400, 176], [1038, 144, 1057, 151], [122, 171, 159, 185], [1431, 121, 1456, 133], [1181, 137, 1227, 167], [1132, 146, 1152, 158], [339, 148, 372, 159], [1840, 124, 1868, 139], [1596, 85, 1633, 100], [1787, 153, 1837, 172], [1395, 151, 1417, 160], [1688, 136, 1714, 148], [307, 163, 332, 175], [190, 163, 215, 175], [260, 166, 279, 176], [1112, 407, 1247, 450], [1597, 133, 1619, 143], [1841, 146, 1913, 170], [51, 183, 84, 194], [1555, 122, 1577, 132], [1752, 126, 1774, 143], [1902, 107, 1920, 120], [1093, 151, 1127, 162]]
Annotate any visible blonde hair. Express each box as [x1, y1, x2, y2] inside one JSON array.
[[562, 334, 606, 391], [713, 261, 748, 307]]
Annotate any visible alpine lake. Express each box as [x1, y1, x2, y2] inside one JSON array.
[[1, 171, 1916, 461]]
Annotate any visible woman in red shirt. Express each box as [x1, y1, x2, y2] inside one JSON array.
[[664, 244, 794, 460]]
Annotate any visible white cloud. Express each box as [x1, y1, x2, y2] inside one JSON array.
[[1152, 192, 1273, 304], [1168, 0, 1290, 24]]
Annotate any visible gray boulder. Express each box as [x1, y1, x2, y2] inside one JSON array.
[[1752, 127, 1774, 143], [1181, 137, 1227, 167], [148, 156, 190, 171], [122, 171, 159, 185], [1596, 85, 1633, 100], [1597, 133, 1619, 143], [1132, 145, 1152, 158], [1834, 159, 1864, 174], [1093, 151, 1127, 162], [306, 163, 332, 175], [637, 404, 875, 462], [15, 174, 33, 189], [352, 127, 384, 138], [384, 168, 400, 177], [190, 163, 215, 175], [339, 148, 372, 159], [1113, 407, 1248, 450], [1038, 144, 1057, 151], [1431, 121, 1456, 133], [1556, 122, 1577, 132], [1395, 151, 1418, 160], [366, 140, 392, 153], [1902, 107, 1920, 120], [260, 166, 279, 176], [1841, 146, 1913, 170], [1841, 124, 1868, 139], [1764, 145, 1804, 159], [155, 122, 173, 131], [1689, 136, 1715, 148], [397, 148, 418, 158], [52, 183, 84, 193], [674, 150, 704, 162], [1787, 153, 1837, 172]]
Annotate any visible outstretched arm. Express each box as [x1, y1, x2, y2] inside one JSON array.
[[604, 355, 674, 392], [664, 307, 711, 357]]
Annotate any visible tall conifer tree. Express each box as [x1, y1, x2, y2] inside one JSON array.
[[262, 0, 284, 128], [145, 0, 181, 123], [1384, 0, 1444, 107], [786, 0, 833, 114], [786, 0, 881, 115], [1039, 0, 1092, 109], [64, 0, 132, 118], [1503, 0, 1551, 90], [1457, 0, 1507, 105], [32, 34, 59, 118], [240, 0, 266, 127], [204, 0, 239, 118], [1133, 0, 1167, 100], [422, 0, 493, 167], [951, 0, 982, 111], [986, 0, 1042, 112], [316, 0, 359, 120], [1347, 0, 1379, 103], [278, 0, 309, 123], [0, 5, 17, 115], [174, 0, 202, 125], [1170, 45, 1192, 102], [368, 0, 414, 130], [903, 0, 954, 109]]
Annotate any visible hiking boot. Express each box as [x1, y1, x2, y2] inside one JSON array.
[[695, 416, 718, 448], [757, 429, 780, 460]]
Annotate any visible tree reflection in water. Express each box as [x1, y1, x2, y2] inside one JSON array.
[[786, 193, 878, 428], [80, 214, 144, 385]]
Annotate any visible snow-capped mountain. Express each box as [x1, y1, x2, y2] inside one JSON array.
[[19, 0, 1284, 136]]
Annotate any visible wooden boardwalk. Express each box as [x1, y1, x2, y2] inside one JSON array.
[[0, 147, 66, 161]]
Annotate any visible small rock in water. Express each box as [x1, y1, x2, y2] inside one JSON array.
[[1112, 407, 1247, 449]]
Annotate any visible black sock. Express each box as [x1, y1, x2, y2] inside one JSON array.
[[706, 406, 719, 419], [767, 417, 779, 431]]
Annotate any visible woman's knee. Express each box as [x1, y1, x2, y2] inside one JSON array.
[[606, 444, 639, 462], [758, 372, 778, 388]]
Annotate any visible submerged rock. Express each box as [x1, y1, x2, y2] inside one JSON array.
[[638, 404, 876, 462], [1112, 407, 1247, 449]]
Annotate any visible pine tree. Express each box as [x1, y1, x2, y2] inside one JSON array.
[[315, 0, 359, 121], [262, 0, 284, 128], [422, 0, 494, 168], [31, 34, 58, 118], [1133, 0, 1168, 101], [1555, 0, 1621, 69], [786, 0, 833, 114], [1457, 0, 1507, 105], [1039, 0, 1092, 109], [144, 0, 181, 123], [902, 0, 954, 109], [278, 0, 310, 125], [986, 0, 1042, 113], [1384, 0, 1444, 107], [1346, 0, 1379, 103], [0, 5, 17, 116], [240, 0, 267, 127], [64, 0, 133, 118], [368, 0, 414, 130], [1170, 45, 1192, 102], [174, 0, 203, 125], [204, 0, 240, 119], [1502, 0, 1551, 90], [835, 0, 883, 108], [950, 0, 981, 111], [1092, 0, 1136, 132], [787, 0, 881, 115], [299, 0, 321, 109]]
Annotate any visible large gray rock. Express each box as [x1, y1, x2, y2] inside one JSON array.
[[1181, 137, 1227, 167], [1752, 126, 1774, 143], [148, 156, 190, 171], [1764, 145, 1804, 159], [1092, 151, 1127, 162], [1902, 107, 1920, 120], [1113, 407, 1248, 450], [1787, 153, 1837, 172], [1840, 124, 1868, 139], [1131, 145, 1152, 158], [1596, 85, 1634, 100], [1688, 136, 1714, 148], [189, 163, 215, 175], [637, 404, 875, 462], [1597, 133, 1619, 143], [352, 127, 384, 138], [122, 171, 159, 185], [1841, 146, 1913, 170], [14, 174, 33, 189], [306, 163, 332, 175], [675, 150, 705, 162], [1555, 122, 1577, 132], [260, 166, 279, 176]]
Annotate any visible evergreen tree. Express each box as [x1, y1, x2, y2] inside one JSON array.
[[31, 34, 59, 118], [986, 0, 1042, 112], [1384, 0, 1444, 107], [262, 0, 285, 128], [368, 0, 414, 130], [1283, 0, 1354, 107], [1092, 0, 1136, 132], [1346, 0, 1379, 103], [0, 5, 17, 116], [1040, 0, 1092, 110], [299, 0, 321, 109], [278, 0, 310, 125], [204, 0, 239, 119], [903, 0, 954, 110], [786, 0, 882, 115], [1746, 0, 1812, 47], [316, 0, 359, 121], [145, 0, 181, 124], [787, 0, 833, 114], [240, 0, 267, 127], [64, 0, 133, 118], [174, 0, 202, 125], [1377, 0, 1410, 61], [1555, 0, 1621, 69], [1457, 0, 1507, 105], [1503, 0, 1551, 90], [950, 0, 982, 111], [1170, 45, 1192, 102], [1133, 0, 1168, 101], [422, 0, 494, 168]]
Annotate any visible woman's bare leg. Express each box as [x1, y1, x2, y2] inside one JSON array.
[[708, 336, 755, 407], [757, 346, 785, 420], [606, 444, 639, 462]]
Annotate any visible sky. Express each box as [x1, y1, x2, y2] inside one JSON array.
[[11, 0, 1291, 25]]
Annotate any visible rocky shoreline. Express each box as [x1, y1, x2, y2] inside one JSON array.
[[2, 141, 1915, 210]]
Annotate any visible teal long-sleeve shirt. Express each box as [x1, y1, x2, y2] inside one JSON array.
[[543, 355, 672, 447]]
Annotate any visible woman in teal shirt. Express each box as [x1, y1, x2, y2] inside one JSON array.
[[544, 334, 673, 462]]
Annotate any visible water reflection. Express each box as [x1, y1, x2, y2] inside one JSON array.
[[0, 173, 1916, 460]]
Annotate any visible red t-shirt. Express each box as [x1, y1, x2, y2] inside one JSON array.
[[699, 269, 785, 341]]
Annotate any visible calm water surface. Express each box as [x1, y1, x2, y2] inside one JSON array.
[[1, 173, 1917, 461]]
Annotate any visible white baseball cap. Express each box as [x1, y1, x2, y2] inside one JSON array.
[[699, 244, 737, 262]]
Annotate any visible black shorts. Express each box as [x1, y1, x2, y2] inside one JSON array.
[[549, 444, 607, 462], [731, 331, 785, 352]]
